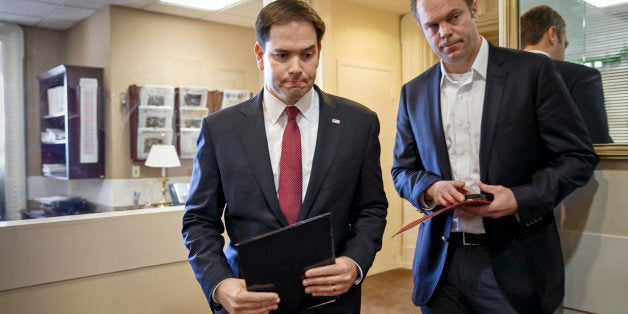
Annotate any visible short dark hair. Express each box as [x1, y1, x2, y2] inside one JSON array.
[[255, 0, 326, 47], [410, 0, 474, 22], [520, 5, 566, 46]]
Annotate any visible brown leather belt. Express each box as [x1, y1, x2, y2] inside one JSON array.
[[391, 194, 492, 238]]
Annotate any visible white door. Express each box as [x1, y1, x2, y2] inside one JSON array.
[[337, 60, 401, 275]]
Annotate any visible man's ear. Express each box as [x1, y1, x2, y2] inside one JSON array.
[[254, 43, 264, 70], [547, 26, 558, 46], [471, 0, 479, 19], [317, 43, 323, 62]]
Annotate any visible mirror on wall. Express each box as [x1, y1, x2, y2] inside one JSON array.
[[507, 0, 628, 158], [520, 0, 628, 145]]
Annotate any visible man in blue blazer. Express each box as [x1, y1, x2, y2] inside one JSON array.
[[392, 0, 598, 313], [521, 5, 613, 143], [182, 1, 387, 313]]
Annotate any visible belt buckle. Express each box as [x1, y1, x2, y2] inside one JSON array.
[[462, 232, 479, 246]]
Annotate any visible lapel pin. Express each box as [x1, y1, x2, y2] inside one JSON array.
[[332, 119, 341, 124]]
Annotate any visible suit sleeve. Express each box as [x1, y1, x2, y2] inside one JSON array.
[[511, 59, 599, 224], [391, 84, 442, 209], [340, 112, 388, 274], [181, 117, 233, 307], [570, 68, 612, 143]]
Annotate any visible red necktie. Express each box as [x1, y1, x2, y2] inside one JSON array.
[[278, 106, 302, 225]]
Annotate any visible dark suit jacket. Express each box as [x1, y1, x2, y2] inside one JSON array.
[[182, 86, 388, 313], [554, 59, 612, 143], [391, 45, 598, 313]]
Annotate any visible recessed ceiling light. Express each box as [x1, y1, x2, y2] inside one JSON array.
[[582, 0, 628, 7], [159, 0, 245, 11]]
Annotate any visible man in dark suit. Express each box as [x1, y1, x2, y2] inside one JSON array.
[[182, 0, 387, 313], [521, 5, 613, 143], [392, 0, 598, 313]]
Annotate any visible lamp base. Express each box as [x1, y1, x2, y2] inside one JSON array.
[[157, 174, 170, 207]]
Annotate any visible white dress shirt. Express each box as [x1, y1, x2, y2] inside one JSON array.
[[263, 87, 319, 200], [439, 37, 489, 234], [262, 87, 365, 284]]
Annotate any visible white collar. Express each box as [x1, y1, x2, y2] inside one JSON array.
[[526, 49, 552, 58], [440, 37, 489, 86], [264, 86, 317, 125]]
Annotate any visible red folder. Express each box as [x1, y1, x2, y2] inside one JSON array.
[[392, 195, 492, 238]]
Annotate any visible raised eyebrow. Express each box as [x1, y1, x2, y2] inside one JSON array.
[[423, 22, 436, 28], [423, 8, 464, 27], [273, 45, 317, 54], [303, 45, 317, 52], [447, 8, 464, 20]]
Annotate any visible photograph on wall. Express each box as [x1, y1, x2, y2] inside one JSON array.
[[179, 86, 208, 108], [138, 106, 174, 129], [179, 107, 208, 129], [179, 128, 201, 159], [136, 128, 173, 160], [139, 85, 175, 108], [221, 89, 252, 109]]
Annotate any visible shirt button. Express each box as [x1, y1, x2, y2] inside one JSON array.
[[441, 236, 448, 243]]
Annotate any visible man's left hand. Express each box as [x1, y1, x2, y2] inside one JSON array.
[[302, 256, 357, 297], [459, 182, 518, 218]]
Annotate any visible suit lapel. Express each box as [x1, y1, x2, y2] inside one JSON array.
[[236, 91, 286, 224], [299, 87, 343, 220], [427, 66, 453, 180], [480, 46, 506, 182]]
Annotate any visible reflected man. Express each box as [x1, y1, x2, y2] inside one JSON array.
[[521, 5, 613, 143]]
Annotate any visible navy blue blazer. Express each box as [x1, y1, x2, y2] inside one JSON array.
[[554, 59, 612, 143], [182, 86, 388, 313], [392, 45, 598, 313]]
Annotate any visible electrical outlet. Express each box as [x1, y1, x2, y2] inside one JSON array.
[[132, 165, 140, 178]]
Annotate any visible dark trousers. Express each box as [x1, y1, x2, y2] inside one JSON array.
[[422, 242, 517, 314]]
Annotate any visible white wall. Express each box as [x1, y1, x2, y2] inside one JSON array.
[[557, 160, 628, 313]]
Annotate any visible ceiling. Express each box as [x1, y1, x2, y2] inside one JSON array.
[[0, 0, 411, 30]]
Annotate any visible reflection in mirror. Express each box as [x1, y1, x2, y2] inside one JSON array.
[[519, 0, 628, 144]]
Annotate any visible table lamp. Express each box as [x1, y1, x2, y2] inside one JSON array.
[[144, 144, 181, 207]]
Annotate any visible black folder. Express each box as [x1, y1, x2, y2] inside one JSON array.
[[235, 213, 336, 313]]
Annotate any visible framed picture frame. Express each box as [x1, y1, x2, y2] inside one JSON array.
[[179, 128, 200, 159], [178, 86, 208, 108], [139, 85, 175, 108], [138, 106, 173, 128], [136, 128, 173, 160]]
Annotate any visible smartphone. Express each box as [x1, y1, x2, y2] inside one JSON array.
[[465, 193, 494, 202]]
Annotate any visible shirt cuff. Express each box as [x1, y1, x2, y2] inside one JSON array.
[[346, 257, 364, 285], [211, 279, 228, 308], [419, 194, 437, 212]]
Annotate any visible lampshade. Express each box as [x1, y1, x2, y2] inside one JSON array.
[[145, 144, 181, 168]]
